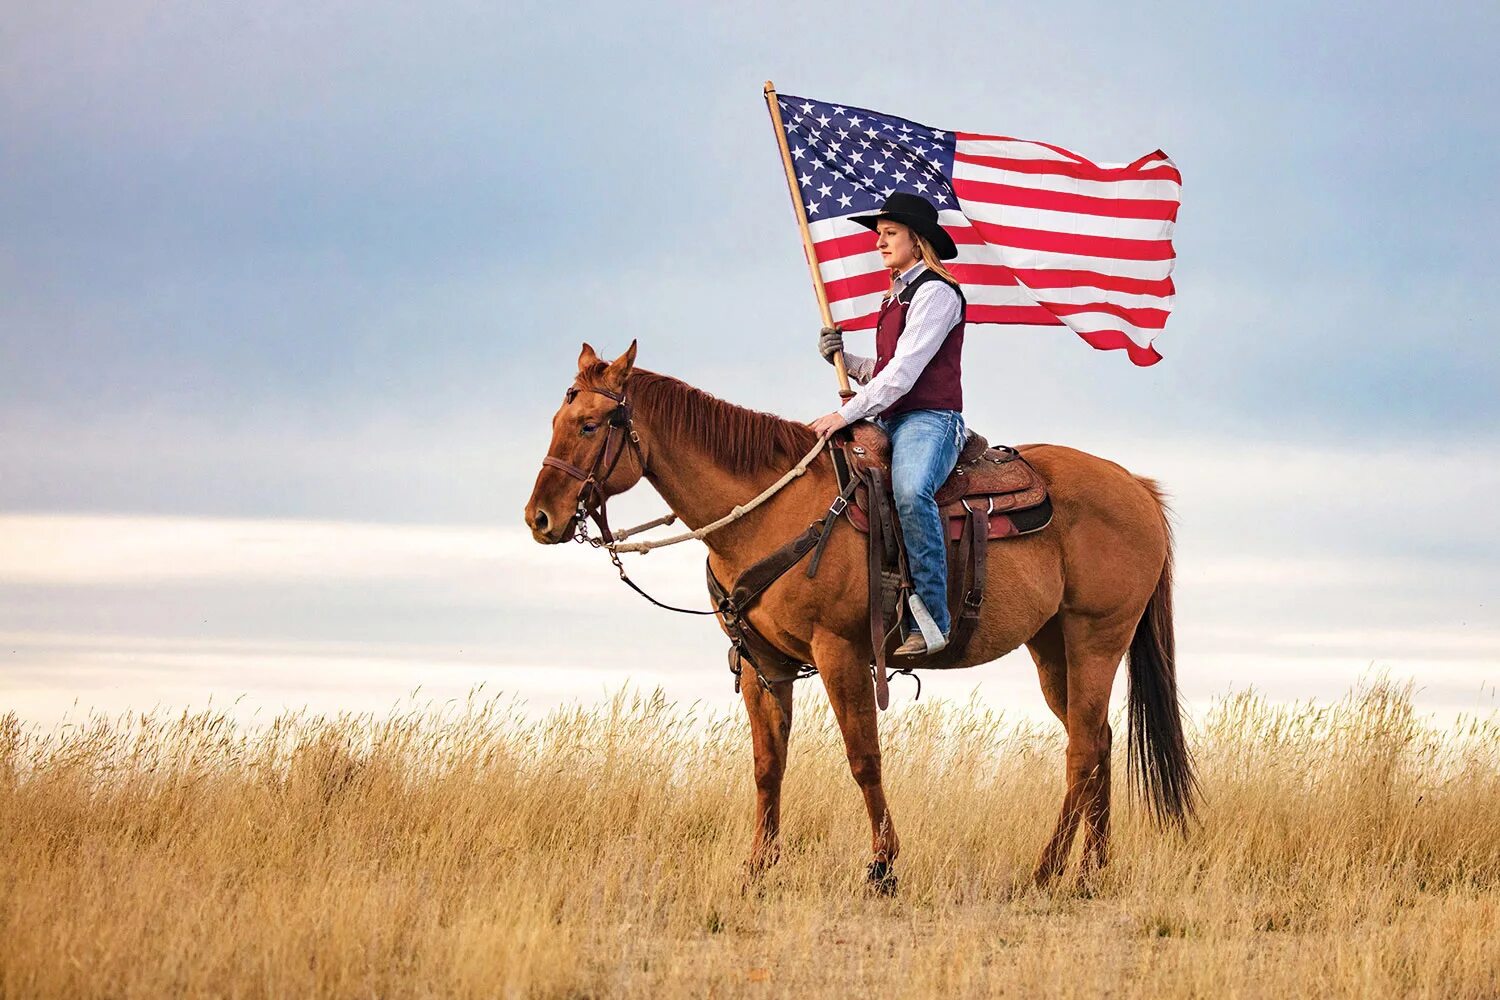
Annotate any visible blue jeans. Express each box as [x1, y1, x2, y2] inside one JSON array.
[[877, 408, 966, 635]]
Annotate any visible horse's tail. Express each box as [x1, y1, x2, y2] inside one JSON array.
[[1126, 478, 1200, 834]]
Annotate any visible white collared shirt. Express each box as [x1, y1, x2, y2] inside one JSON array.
[[836, 261, 964, 424]]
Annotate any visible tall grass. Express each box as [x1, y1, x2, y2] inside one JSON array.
[[2, 682, 1498, 998]]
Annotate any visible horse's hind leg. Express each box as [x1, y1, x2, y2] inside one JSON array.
[[1032, 614, 1128, 888], [1026, 615, 1068, 725], [741, 675, 794, 877]]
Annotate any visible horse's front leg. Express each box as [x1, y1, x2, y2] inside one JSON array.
[[813, 631, 900, 893], [741, 671, 794, 878]]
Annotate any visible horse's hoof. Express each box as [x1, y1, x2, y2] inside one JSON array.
[[866, 860, 898, 897], [1032, 853, 1069, 890]]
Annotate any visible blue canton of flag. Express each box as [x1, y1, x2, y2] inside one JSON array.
[[781, 96, 956, 219]]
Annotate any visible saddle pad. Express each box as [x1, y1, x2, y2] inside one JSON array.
[[944, 496, 1053, 540]]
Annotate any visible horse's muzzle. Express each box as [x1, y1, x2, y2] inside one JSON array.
[[525, 504, 575, 545]]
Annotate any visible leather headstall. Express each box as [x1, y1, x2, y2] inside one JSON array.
[[541, 383, 645, 545]]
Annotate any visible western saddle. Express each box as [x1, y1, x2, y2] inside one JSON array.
[[708, 420, 1052, 710]]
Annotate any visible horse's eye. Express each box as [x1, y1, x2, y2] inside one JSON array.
[[581, 422, 599, 435]]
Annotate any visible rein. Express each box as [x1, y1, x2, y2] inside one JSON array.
[[546, 381, 827, 618]]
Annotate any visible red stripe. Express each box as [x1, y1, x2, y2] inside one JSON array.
[[836, 311, 878, 331], [952, 263, 1174, 298], [953, 149, 1183, 185], [946, 263, 1019, 286], [1075, 328, 1163, 366], [1011, 268, 1175, 298], [967, 304, 1061, 326], [822, 269, 890, 303], [969, 218, 1175, 261], [812, 230, 878, 259], [1044, 301, 1170, 330], [952, 176, 1179, 221]]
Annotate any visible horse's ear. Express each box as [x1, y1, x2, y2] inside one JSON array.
[[601, 340, 637, 389], [578, 342, 600, 370]]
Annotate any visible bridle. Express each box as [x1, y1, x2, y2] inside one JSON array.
[[540, 383, 645, 547], [540, 380, 722, 617]]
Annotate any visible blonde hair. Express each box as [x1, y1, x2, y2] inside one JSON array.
[[915, 234, 960, 286]]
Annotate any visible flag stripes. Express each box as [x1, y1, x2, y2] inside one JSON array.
[[777, 94, 1180, 365]]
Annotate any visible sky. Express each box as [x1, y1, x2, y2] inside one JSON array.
[[2, 1, 1497, 729]]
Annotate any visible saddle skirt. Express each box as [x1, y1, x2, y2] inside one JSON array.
[[840, 423, 1052, 541]]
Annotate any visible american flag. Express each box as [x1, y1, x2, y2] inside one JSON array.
[[773, 93, 1180, 366]]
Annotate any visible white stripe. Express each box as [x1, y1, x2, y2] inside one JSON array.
[[808, 209, 979, 243], [1030, 286, 1174, 311], [983, 323, 1066, 335], [827, 282, 1044, 314], [953, 137, 1081, 162], [818, 242, 1012, 285], [992, 248, 1174, 281], [964, 283, 1043, 308], [960, 198, 1175, 242], [829, 291, 886, 320], [952, 157, 1180, 201], [1054, 310, 1162, 342]]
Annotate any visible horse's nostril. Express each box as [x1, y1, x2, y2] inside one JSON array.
[[533, 508, 550, 532]]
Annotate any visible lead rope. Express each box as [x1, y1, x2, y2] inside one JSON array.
[[606, 436, 828, 554], [571, 436, 830, 615]]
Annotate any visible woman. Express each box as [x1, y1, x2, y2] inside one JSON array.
[[808, 193, 967, 656]]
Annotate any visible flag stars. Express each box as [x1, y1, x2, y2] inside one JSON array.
[[838, 193, 853, 208], [800, 102, 813, 114], [792, 146, 806, 160], [799, 172, 813, 187], [807, 201, 821, 214], [816, 114, 831, 128], [848, 115, 863, 128], [914, 179, 929, 194], [818, 183, 833, 197], [931, 129, 946, 139]]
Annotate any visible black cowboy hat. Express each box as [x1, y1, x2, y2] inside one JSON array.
[[850, 192, 957, 260]]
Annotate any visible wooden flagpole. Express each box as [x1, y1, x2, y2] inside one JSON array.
[[763, 80, 855, 400]]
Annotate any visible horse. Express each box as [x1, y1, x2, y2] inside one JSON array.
[[524, 341, 1198, 890]]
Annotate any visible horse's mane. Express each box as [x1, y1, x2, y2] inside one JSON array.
[[577, 365, 819, 474]]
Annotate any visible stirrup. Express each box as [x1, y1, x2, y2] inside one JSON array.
[[907, 594, 948, 652], [894, 630, 950, 657]]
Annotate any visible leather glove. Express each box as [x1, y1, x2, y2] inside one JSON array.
[[817, 326, 844, 364]]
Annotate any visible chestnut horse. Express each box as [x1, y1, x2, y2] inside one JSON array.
[[525, 342, 1197, 888]]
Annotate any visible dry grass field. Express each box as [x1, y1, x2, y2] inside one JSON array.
[[3, 681, 1498, 999]]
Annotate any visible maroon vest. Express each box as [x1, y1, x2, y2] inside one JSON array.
[[871, 269, 966, 419]]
